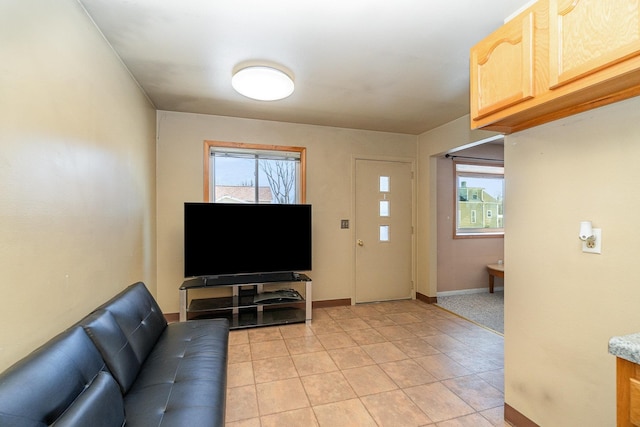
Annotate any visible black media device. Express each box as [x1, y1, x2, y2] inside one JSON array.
[[184, 202, 312, 278]]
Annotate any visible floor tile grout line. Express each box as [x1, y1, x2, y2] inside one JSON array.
[[226, 299, 505, 426]]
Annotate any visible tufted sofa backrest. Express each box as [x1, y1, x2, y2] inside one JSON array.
[[81, 282, 167, 393]]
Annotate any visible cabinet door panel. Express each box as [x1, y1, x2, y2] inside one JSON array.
[[550, 0, 640, 89], [632, 378, 640, 426], [471, 12, 535, 120]]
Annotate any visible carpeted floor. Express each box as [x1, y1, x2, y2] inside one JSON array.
[[435, 291, 504, 334]]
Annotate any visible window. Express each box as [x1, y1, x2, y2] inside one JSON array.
[[204, 141, 306, 203], [455, 162, 504, 238]]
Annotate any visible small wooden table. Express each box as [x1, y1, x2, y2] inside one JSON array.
[[486, 264, 504, 293]]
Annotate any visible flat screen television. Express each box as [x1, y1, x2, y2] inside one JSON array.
[[184, 202, 312, 278]]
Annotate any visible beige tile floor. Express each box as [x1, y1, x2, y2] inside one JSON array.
[[225, 299, 509, 427]]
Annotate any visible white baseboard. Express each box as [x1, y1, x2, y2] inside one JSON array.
[[437, 287, 504, 297]]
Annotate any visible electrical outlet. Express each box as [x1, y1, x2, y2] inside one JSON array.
[[582, 228, 602, 254]]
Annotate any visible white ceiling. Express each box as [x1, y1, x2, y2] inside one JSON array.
[[78, 0, 532, 135]]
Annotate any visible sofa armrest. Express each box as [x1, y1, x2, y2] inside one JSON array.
[[0, 327, 124, 427]]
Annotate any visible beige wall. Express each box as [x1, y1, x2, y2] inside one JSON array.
[[437, 144, 504, 293], [504, 95, 640, 426], [0, 0, 157, 371], [155, 111, 416, 313]]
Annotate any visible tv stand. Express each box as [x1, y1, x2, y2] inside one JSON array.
[[179, 273, 312, 329]]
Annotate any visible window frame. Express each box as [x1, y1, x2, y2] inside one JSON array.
[[203, 140, 306, 203], [453, 160, 504, 239]]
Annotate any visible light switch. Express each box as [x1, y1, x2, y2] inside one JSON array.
[[341, 219, 349, 229]]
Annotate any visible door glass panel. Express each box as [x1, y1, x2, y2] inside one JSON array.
[[379, 225, 389, 242], [379, 176, 390, 192], [379, 200, 390, 217]]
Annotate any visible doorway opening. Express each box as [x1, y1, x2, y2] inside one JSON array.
[[435, 138, 504, 333]]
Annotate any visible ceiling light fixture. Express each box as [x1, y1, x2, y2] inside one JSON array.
[[231, 65, 294, 101]]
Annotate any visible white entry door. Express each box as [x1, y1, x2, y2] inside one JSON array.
[[355, 159, 413, 303]]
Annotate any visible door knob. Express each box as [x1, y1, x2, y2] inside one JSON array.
[[357, 239, 364, 246]]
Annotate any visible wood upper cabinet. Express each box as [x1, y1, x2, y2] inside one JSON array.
[[470, 0, 640, 134], [470, 11, 534, 120], [550, 0, 640, 89]]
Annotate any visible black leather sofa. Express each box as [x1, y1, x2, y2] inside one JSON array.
[[0, 282, 229, 427]]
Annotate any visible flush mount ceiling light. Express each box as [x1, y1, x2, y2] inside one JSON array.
[[231, 66, 294, 101]]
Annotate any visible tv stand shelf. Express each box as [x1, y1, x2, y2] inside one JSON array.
[[179, 273, 312, 329]]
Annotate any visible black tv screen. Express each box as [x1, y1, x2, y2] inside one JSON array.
[[184, 202, 312, 278]]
